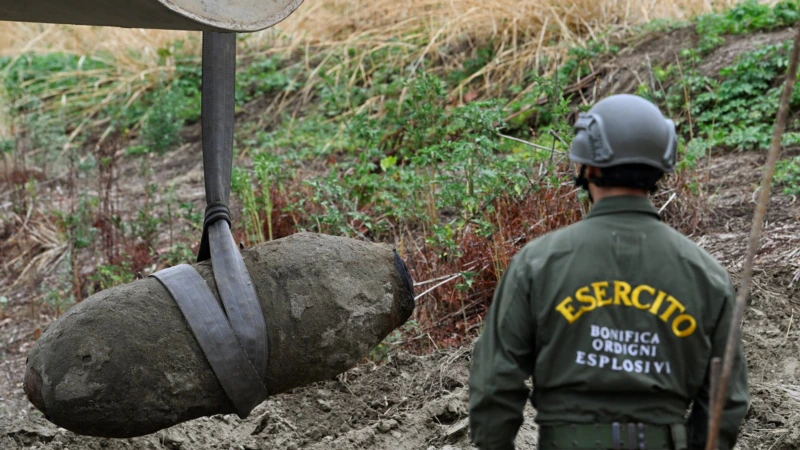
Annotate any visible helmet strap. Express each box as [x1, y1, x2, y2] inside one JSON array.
[[573, 165, 594, 203]]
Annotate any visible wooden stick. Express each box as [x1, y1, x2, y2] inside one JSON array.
[[498, 133, 568, 154], [705, 22, 800, 450], [708, 357, 722, 434]]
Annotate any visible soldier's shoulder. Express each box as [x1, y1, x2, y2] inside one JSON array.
[[658, 223, 732, 287], [515, 220, 585, 261]]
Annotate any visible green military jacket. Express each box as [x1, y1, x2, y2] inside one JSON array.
[[468, 195, 749, 450]]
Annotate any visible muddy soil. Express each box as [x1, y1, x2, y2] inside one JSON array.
[[696, 152, 800, 450], [3, 150, 799, 450], [1, 344, 537, 450]]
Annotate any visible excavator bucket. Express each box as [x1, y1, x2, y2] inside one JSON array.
[[0, 0, 304, 32]]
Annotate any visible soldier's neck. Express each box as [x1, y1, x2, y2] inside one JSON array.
[[589, 186, 649, 202]]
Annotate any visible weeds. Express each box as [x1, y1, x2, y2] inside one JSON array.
[[227, 72, 583, 346], [88, 262, 134, 294], [5, 0, 790, 351], [140, 87, 185, 155], [695, 0, 800, 53], [776, 156, 800, 196], [256, 74, 541, 244], [40, 270, 76, 317], [639, 2, 800, 153]]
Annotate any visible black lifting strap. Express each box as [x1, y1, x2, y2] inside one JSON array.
[[151, 31, 269, 418]]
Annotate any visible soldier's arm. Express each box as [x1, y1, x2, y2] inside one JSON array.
[[468, 255, 536, 450], [687, 280, 750, 450]]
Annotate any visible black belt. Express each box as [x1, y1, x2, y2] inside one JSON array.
[[150, 31, 269, 418], [538, 423, 686, 450]]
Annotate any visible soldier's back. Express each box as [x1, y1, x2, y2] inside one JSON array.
[[516, 196, 732, 426]]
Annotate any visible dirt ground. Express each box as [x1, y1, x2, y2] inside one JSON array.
[[2, 25, 800, 450], [2, 151, 799, 450]]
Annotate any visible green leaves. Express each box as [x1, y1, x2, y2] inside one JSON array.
[[695, 41, 798, 151], [653, 33, 799, 154], [141, 87, 185, 155], [89, 263, 134, 294], [776, 156, 800, 196], [232, 71, 543, 257], [380, 155, 398, 172], [0, 138, 14, 154], [235, 55, 294, 105], [695, 0, 800, 53]]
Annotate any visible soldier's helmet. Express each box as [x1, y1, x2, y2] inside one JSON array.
[[568, 94, 677, 173]]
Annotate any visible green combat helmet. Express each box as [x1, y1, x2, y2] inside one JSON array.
[[569, 94, 678, 173]]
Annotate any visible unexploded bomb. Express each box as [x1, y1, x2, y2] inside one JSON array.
[[24, 232, 414, 438]]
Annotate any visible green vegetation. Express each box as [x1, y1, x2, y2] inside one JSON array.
[[0, 48, 198, 157], [695, 0, 800, 53], [139, 87, 186, 155], [636, 0, 800, 155], [2, 0, 799, 341], [642, 40, 800, 152], [232, 73, 550, 248], [776, 156, 800, 196]]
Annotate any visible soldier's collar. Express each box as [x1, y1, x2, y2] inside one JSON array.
[[585, 195, 661, 220]]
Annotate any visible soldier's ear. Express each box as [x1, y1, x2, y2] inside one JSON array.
[[585, 166, 602, 179]]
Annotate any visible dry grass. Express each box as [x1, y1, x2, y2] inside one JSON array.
[[276, 1, 731, 64], [0, 26, 197, 144], [255, 0, 741, 106], [0, 24, 201, 143], [0, 207, 67, 294], [0, 0, 732, 55], [0, 23, 192, 59], [0, 0, 745, 134]]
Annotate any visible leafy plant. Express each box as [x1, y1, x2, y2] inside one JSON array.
[[0, 138, 14, 154], [140, 86, 186, 155], [652, 39, 800, 152], [163, 242, 196, 267], [89, 262, 134, 294], [53, 192, 98, 250], [695, 0, 800, 53], [505, 72, 575, 140], [236, 55, 296, 105], [40, 280, 76, 317], [775, 156, 800, 196], [235, 72, 556, 259]]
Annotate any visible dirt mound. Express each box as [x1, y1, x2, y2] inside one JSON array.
[[571, 25, 797, 105], [695, 150, 800, 450], [3, 146, 800, 450], [1, 347, 536, 450]]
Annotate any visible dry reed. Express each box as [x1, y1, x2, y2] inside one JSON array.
[[254, 0, 740, 105], [0, 0, 742, 132], [0, 0, 743, 58]]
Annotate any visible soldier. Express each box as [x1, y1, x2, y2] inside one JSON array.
[[467, 94, 749, 450]]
